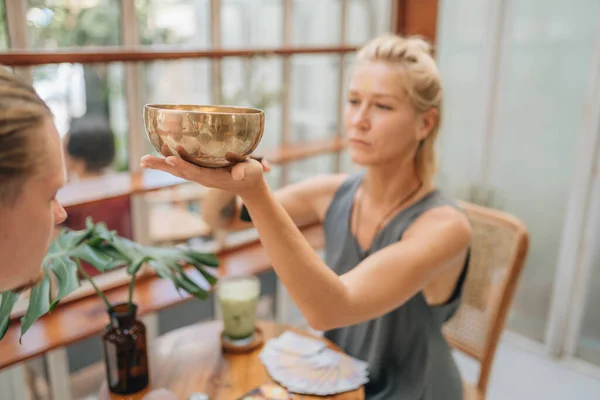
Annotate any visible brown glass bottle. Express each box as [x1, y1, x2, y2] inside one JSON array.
[[102, 303, 149, 394]]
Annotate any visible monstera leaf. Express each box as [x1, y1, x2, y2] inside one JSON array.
[[0, 218, 220, 341], [0, 292, 19, 340]]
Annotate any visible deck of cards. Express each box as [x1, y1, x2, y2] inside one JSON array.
[[259, 331, 369, 396]]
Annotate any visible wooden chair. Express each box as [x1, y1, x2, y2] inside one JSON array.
[[443, 201, 529, 400]]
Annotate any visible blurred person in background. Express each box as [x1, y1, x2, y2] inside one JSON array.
[[64, 114, 116, 181], [141, 34, 472, 400], [61, 113, 133, 274]]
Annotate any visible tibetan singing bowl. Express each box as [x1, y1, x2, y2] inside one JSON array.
[[143, 104, 265, 168]]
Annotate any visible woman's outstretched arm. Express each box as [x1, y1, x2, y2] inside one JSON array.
[[202, 174, 346, 233], [140, 155, 471, 331], [241, 177, 471, 330]]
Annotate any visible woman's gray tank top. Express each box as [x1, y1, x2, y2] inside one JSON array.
[[323, 171, 469, 400]]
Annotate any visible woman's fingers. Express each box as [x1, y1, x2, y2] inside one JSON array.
[[225, 152, 247, 164], [140, 154, 266, 194], [141, 154, 223, 186], [174, 145, 197, 164], [140, 155, 189, 180], [160, 143, 171, 157], [163, 156, 231, 186]]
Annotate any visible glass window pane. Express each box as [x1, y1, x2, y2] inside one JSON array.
[[222, 0, 283, 48], [27, 0, 121, 48], [287, 154, 337, 184], [136, 0, 211, 46], [292, 0, 341, 46], [290, 54, 340, 144], [139, 59, 213, 153], [436, 0, 600, 342], [32, 62, 129, 173], [577, 219, 600, 366], [435, 0, 489, 199], [265, 163, 283, 190], [345, 0, 393, 45], [141, 60, 212, 105], [0, 0, 8, 49], [222, 56, 283, 152], [340, 148, 361, 174], [488, 0, 600, 340]]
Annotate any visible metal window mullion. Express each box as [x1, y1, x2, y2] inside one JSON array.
[[390, 0, 400, 34], [210, 0, 226, 249], [210, 0, 223, 105], [546, 23, 600, 357], [5, 0, 31, 82], [5, 0, 27, 49], [46, 349, 73, 400], [280, 0, 293, 186], [334, 0, 348, 173], [476, 0, 512, 191], [275, 0, 295, 323], [121, 0, 151, 246], [121, 0, 143, 170], [564, 155, 600, 356], [0, 364, 28, 400]]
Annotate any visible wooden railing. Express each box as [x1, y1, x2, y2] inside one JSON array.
[[57, 136, 346, 208], [0, 45, 359, 66], [0, 0, 440, 68]]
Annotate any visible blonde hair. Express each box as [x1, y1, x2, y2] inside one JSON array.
[[356, 34, 443, 185], [0, 68, 51, 205]]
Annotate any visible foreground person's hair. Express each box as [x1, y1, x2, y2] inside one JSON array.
[[0, 68, 51, 205]]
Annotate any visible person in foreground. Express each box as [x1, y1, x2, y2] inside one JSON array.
[[0, 69, 176, 400], [141, 34, 472, 400], [0, 68, 68, 293]]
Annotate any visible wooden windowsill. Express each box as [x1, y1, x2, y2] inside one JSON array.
[[58, 169, 187, 208], [0, 224, 325, 370], [58, 137, 346, 208]]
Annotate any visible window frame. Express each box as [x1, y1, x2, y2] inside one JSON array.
[[0, 0, 440, 320]]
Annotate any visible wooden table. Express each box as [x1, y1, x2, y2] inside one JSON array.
[[105, 320, 364, 400]]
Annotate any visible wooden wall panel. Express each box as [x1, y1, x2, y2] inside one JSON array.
[[395, 0, 439, 44]]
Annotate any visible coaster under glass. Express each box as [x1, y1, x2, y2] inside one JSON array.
[[221, 327, 264, 353], [223, 333, 255, 347]]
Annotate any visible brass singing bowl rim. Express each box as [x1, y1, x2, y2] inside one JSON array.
[[144, 103, 264, 115]]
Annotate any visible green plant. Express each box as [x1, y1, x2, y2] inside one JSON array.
[[0, 218, 219, 342]]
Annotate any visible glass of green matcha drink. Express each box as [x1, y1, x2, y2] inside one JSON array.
[[217, 275, 260, 346]]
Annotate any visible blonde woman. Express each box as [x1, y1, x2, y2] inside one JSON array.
[[142, 34, 472, 399]]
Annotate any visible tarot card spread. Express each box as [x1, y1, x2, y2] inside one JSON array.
[[259, 331, 369, 396]]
